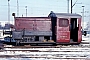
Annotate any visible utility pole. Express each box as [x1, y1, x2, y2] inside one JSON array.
[[25, 6, 27, 17], [8, 0, 10, 24], [67, 0, 69, 13], [17, 0, 19, 16], [71, 0, 72, 13], [82, 6, 85, 29], [71, 0, 78, 13]]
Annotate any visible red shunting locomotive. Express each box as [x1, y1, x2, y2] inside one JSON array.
[[3, 11, 82, 45]]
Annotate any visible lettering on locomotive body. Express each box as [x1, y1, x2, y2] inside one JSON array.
[[58, 27, 69, 31], [57, 31, 70, 40]]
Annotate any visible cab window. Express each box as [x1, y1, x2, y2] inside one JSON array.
[[59, 18, 69, 27]]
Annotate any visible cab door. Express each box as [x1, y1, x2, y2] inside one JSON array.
[[56, 18, 70, 43]]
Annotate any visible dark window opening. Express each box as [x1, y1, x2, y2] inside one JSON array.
[[35, 36, 39, 41], [44, 36, 50, 41], [70, 18, 78, 42]]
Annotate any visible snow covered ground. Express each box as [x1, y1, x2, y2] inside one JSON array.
[[82, 34, 90, 40], [0, 58, 89, 60], [0, 47, 90, 60], [0, 58, 85, 60], [82, 33, 90, 44]]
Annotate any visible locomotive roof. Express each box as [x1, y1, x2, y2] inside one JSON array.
[[48, 11, 82, 18], [15, 17, 50, 18]]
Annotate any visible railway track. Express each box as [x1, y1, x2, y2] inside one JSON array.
[[0, 47, 90, 59], [0, 48, 90, 59], [3, 42, 90, 48], [0, 40, 90, 60]]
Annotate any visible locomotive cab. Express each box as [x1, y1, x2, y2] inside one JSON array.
[[49, 11, 82, 44]]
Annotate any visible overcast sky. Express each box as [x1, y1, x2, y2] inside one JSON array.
[[0, 0, 90, 25]]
